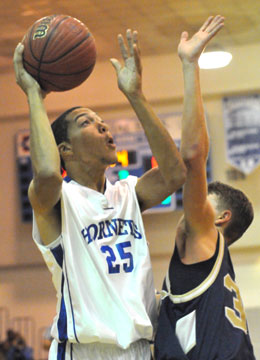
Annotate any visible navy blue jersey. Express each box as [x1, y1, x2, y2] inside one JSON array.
[[154, 234, 256, 360]]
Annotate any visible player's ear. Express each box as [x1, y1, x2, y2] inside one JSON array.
[[58, 142, 73, 161], [215, 210, 231, 226]]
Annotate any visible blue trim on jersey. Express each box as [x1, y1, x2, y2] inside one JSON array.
[[57, 340, 66, 360], [58, 178, 80, 344], [64, 176, 72, 183], [51, 244, 63, 268], [63, 247, 80, 343], [57, 274, 68, 342]]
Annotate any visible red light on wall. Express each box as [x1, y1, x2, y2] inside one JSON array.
[[151, 156, 158, 168], [62, 169, 67, 178]]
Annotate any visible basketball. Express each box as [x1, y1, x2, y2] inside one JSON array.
[[22, 15, 96, 92]]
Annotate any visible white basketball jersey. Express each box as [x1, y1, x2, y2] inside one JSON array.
[[33, 176, 157, 349]]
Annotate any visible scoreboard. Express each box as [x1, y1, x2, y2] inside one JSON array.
[[16, 130, 32, 222], [16, 112, 212, 221], [105, 112, 183, 213]]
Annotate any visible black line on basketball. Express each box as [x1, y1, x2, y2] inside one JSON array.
[[27, 15, 57, 63], [41, 33, 92, 64], [27, 23, 45, 89], [28, 26, 40, 62], [39, 78, 68, 91], [40, 64, 95, 76], [23, 58, 94, 76], [37, 16, 69, 82]]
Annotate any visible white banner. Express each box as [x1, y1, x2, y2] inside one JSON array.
[[222, 94, 260, 174]]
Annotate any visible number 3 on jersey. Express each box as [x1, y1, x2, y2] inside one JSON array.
[[101, 241, 134, 274], [224, 273, 247, 333]]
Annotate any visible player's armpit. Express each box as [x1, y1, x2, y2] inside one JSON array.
[[28, 179, 62, 245], [33, 206, 61, 246], [28, 175, 62, 215], [182, 164, 216, 234]]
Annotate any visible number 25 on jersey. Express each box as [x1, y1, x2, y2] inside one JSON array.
[[101, 241, 134, 274]]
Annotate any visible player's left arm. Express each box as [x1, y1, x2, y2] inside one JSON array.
[[111, 30, 186, 211]]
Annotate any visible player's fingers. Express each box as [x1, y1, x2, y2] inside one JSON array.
[[132, 31, 141, 58], [13, 43, 24, 76], [133, 44, 142, 74], [205, 15, 224, 33], [117, 34, 129, 62], [126, 29, 134, 57], [13, 43, 23, 64], [110, 58, 122, 73], [207, 22, 224, 38], [200, 16, 214, 32], [132, 31, 139, 53]]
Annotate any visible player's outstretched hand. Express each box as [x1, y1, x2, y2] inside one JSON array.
[[13, 43, 48, 97], [110, 29, 142, 98], [178, 15, 224, 64]]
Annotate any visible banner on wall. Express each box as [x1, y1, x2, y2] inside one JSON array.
[[222, 94, 260, 174]]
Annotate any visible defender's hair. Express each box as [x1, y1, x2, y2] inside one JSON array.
[[51, 106, 82, 170], [208, 181, 254, 243]]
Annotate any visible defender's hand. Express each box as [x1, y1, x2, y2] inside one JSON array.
[[178, 15, 224, 64]]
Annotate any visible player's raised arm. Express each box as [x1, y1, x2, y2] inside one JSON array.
[[178, 16, 224, 235], [13, 43, 62, 238], [110, 30, 186, 211]]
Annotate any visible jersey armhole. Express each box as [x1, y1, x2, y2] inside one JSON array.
[[45, 235, 62, 250]]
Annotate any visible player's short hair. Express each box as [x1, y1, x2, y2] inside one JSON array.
[[51, 106, 82, 170], [208, 181, 254, 243]]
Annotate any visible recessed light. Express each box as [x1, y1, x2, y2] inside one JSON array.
[[199, 51, 232, 69]]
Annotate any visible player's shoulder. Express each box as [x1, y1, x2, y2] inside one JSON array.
[[112, 175, 138, 190]]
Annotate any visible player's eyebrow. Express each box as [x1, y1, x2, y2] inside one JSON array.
[[74, 113, 93, 123], [73, 112, 105, 125]]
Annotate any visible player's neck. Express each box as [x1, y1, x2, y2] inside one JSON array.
[[67, 163, 107, 193]]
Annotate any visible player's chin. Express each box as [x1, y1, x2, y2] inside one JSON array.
[[109, 153, 118, 165], [102, 152, 117, 167], [107, 147, 117, 162]]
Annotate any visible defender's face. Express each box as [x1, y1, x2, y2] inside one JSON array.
[[66, 108, 117, 166]]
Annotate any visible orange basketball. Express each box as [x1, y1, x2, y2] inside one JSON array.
[[22, 15, 96, 92]]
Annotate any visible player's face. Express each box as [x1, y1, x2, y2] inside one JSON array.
[[66, 108, 117, 166]]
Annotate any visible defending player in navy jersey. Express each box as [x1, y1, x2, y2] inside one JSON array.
[[13, 30, 186, 360], [154, 16, 256, 360]]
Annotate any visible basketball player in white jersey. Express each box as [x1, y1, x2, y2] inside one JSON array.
[[13, 29, 186, 360]]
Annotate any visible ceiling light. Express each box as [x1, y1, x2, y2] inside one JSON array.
[[198, 51, 232, 69]]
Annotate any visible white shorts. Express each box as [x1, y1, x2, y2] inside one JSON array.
[[48, 338, 152, 360]]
